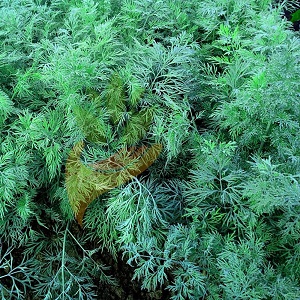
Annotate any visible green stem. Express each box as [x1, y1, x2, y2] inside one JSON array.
[[258, 120, 272, 153], [61, 221, 69, 300]]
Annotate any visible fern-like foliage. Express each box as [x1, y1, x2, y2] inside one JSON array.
[[0, 245, 35, 299], [1, 0, 300, 299]]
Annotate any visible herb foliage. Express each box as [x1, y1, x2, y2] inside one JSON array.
[[0, 0, 300, 299]]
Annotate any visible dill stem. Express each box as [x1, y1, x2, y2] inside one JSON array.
[[61, 221, 69, 300]]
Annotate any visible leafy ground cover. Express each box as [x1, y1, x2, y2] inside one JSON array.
[[1, 0, 300, 299]]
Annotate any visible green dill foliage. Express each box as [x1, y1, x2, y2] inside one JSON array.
[[0, 245, 35, 299], [183, 136, 248, 233], [24, 222, 116, 299], [1, 0, 300, 299]]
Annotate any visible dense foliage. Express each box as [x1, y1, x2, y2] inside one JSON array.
[[0, 0, 300, 299]]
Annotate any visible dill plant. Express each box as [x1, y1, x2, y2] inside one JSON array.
[[0, 0, 300, 299]]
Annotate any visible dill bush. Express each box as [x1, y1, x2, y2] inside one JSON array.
[[0, 0, 300, 299]]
